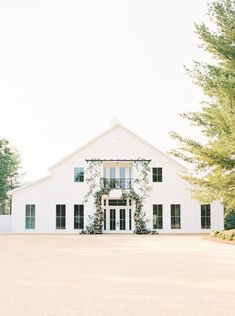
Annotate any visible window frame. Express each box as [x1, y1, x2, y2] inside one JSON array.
[[171, 204, 181, 229], [25, 204, 35, 229], [108, 199, 127, 206], [152, 167, 163, 182], [153, 204, 163, 229], [201, 204, 211, 229], [129, 209, 132, 230], [74, 204, 84, 230], [56, 204, 66, 229], [74, 167, 84, 182], [103, 209, 106, 231]]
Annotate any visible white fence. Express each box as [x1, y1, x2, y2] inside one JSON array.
[[0, 215, 11, 233]]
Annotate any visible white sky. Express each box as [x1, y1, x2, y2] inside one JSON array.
[[0, 0, 210, 182]]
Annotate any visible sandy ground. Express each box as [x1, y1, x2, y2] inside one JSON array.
[[0, 234, 234, 316]]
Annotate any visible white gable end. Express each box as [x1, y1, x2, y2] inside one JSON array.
[[50, 123, 185, 173]]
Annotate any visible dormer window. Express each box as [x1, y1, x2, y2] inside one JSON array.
[[74, 167, 84, 182]]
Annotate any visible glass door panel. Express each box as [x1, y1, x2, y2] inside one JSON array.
[[128, 167, 132, 189], [110, 209, 116, 230], [120, 167, 126, 189], [120, 209, 126, 230], [110, 168, 116, 189], [129, 209, 132, 230], [103, 209, 106, 231]]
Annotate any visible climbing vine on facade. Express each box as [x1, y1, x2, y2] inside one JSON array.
[[81, 178, 111, 234], [83, 160, 102, 203], [129, 159, 156, 234], [81, 159, 157, 234]]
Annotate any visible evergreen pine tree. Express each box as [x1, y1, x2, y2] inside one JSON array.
[[170, 0, 235, 211]]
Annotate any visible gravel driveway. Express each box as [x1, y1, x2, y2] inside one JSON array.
[[0, 234, 234, 316]]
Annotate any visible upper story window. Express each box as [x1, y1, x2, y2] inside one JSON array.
[[120, 167, 125, 178], [110, 167, 116, 179], [152, 167, 162, 182], [103, 166, 132, 179], [102, 165, 133, 189], [74, 167, 84, 182]]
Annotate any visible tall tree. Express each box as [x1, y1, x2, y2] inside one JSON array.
[[0, 139, 21, 214], [170, 0, 235, 211]]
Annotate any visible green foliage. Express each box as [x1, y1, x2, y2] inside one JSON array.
[[81, 179, 111, 234], [224, 210, 235, 229], [210, 230, 220, 237], [170, 0, 235, 211], [0, 139, 21, 214], [121, 189, 157, 234], [83, 160, 102, 203], [210, 229, 235, 241], [81, 159, 157, 234]]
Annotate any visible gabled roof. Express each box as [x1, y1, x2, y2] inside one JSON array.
[[49, 119, 187, 171], [9, 119, 187, 195], [8, 175, 52, 195]]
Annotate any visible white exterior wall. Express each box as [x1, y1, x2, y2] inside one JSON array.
[[0, 215, 11, 233], [10, 124, 224, 233]]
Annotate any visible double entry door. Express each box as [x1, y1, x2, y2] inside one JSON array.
[[104, 207, 132, 233]]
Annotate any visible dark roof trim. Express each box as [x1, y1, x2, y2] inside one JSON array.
[[85, 159, 151, 162]]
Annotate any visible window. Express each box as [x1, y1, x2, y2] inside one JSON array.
[[108, 199, 127, 206], [25, 204, 35, 229], [171, 204, 181, 229], [120, 167, 125, 178], [153, 204, 163, 229], [103, 209, 106, 230], [152, 168, 162, 182], [201, 204, 211, 229], [129, 209, 132, 230], [110, 209, 116, 230], [119, 167, 126, 189], [120, 209, 126, 230], [56, 205, 66, 229], [110, 167, 115, 178], [74, 205, 84, 229], [74, 167, 84, 182], [109, 167, 116, 189]]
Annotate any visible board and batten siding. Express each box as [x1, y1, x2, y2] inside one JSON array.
[[9, 123, 224, 233]]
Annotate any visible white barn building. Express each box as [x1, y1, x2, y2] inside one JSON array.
[[7, 120, 224, 234]]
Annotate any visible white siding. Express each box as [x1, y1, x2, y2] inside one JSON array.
[[10, 124, 224, 233], [0, 215, 11, 233]]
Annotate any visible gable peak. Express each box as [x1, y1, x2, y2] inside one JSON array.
[[110, 116, 122, 127]]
